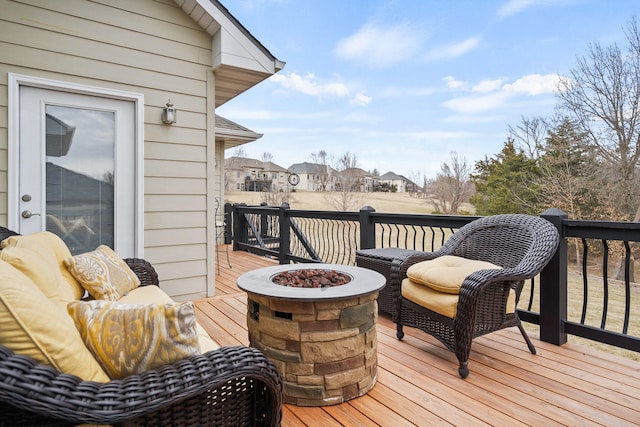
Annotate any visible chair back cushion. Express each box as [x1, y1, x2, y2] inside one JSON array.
[[0, 245, 77, 303], [0, 260, 110, 382], [407, 255, 501, 294], [1, 232, 85, 300]]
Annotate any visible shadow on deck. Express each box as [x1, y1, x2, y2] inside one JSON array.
[[194, 246, 640, 426]]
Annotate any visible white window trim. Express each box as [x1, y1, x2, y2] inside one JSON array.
[[7, 73, 145, 257]]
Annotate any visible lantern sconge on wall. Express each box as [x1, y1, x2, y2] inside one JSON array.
[[161, 99, 176, 124]]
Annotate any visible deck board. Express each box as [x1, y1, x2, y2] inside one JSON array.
[[192, 248, 640, 426]]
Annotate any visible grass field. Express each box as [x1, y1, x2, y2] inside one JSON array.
[[226, 190, 639, 360], [225, 189, 475, 214]]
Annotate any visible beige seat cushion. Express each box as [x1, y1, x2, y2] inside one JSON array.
[[402, 277, 517, 319], [407, 255, 501, 294], [67, 300, 201, 379], [2, 232, 85, 300], [0, 260, 110, 382], [65, 245, 140, 301], [120, 286, 220, 353]]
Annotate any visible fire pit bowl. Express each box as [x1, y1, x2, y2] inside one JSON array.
[[237, 263, 385, 406]]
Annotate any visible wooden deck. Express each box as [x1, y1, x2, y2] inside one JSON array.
[[195, 247, 640, 426]]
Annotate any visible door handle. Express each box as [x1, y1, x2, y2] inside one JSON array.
[[21, 210, 41, 219]]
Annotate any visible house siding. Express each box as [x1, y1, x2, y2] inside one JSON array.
[[0, 0, 219, 300]]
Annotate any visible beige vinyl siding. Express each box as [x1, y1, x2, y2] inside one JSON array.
[[0, 0, 218, 299]]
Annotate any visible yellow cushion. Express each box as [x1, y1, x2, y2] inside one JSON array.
[[118, 284, 175, 305], [402, 277, 517, 319], [64, 246, 140, 301], [118, 286, 220, 352], [0, 246, 76, 304], [2, 232, 85, 299], [0, 260, 110, 382], [406, 255, 501, 294], [67, 300, 201, 379]]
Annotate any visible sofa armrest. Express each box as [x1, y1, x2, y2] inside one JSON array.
[[124, 257, 160, 287], [0, 345, 283, 426]]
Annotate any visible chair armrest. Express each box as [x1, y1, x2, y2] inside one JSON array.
[[455, 268, 534, 324], [124, 257, 159, 287], [0, 345, 283, 426]]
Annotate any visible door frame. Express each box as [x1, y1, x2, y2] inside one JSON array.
[[7, 73, 145, 257]]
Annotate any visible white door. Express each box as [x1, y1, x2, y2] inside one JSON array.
[[17, 86, 137, 256]]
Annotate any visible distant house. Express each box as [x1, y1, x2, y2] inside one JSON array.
[[378, 171, 421, 193], [225, 156, 289, 192], [288, 162, 340, 191], [337, 168, 374, 192], [2, 0, 284, 300]]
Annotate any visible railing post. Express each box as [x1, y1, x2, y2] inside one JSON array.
[[278, 202, 291, 264], [540, 208, 568, 345], [224, 202, 232, 244], [232, 203, 247, 251], [260, 202, 268, 238], [359, 206, 376, 249]]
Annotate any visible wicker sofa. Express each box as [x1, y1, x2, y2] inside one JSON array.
[[0, 226, 283, 427]]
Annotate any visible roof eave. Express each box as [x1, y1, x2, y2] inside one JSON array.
[[174, 0, 285, 107]]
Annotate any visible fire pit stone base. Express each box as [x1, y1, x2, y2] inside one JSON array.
[[246, 291, 379, 406]]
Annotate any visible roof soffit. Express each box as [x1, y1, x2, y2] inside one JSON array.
[[173, 0, 285, 107]]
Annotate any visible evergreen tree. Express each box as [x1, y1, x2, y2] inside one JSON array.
[[470, 139, 541, 215]]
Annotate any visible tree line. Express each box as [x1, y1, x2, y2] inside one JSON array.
[[440, 17, 640, 222]]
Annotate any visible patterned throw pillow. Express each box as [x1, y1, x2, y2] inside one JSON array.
[[64, 245, 140, 301], [67, 300, 200, 379]]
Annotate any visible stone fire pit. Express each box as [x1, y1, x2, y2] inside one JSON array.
[[237, 263, 385, 406]]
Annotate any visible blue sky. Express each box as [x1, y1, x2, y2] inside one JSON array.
[[218, 0, 638, 179]]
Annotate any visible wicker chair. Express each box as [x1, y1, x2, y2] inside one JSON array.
[[0, 227, 283, 427], [391, 214, 560, 378]]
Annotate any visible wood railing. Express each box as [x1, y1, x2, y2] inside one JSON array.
[[228, 202, 640, 353]]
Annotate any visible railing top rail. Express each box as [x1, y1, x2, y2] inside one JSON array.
[[563, 218, 640, 241], [233, 204, 280, 214], [368, 212, 481, 227], [288, 210, 360, 220]]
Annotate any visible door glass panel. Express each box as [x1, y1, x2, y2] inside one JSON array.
[[45, 105, 115, 254]]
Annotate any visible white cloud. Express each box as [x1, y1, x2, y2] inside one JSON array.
[[335, 23, 422, 67], [497, 0, 573, 19], [472, 79, 504, 93], [442, 73, 560, 114], [443, 92, 511, 114], [503, 73, 560, 95], [270, 72, 349, 98], [268, 72, 375, 106], [425, 36, 481, 61], [443, 76, 467, 90], [350, 92, 372, 106]]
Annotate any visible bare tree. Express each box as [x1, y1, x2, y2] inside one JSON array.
[[261, 152, 273, 163], [407, 170, 422, 198], [428, 152, 474, 214], [508, 116, 550, 159], [326, 152, 364, 211], [223, 146, 247, 191], [257, 151, 292, 205], [310, 150, 332, 191], [557, 17, 640, 221]]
